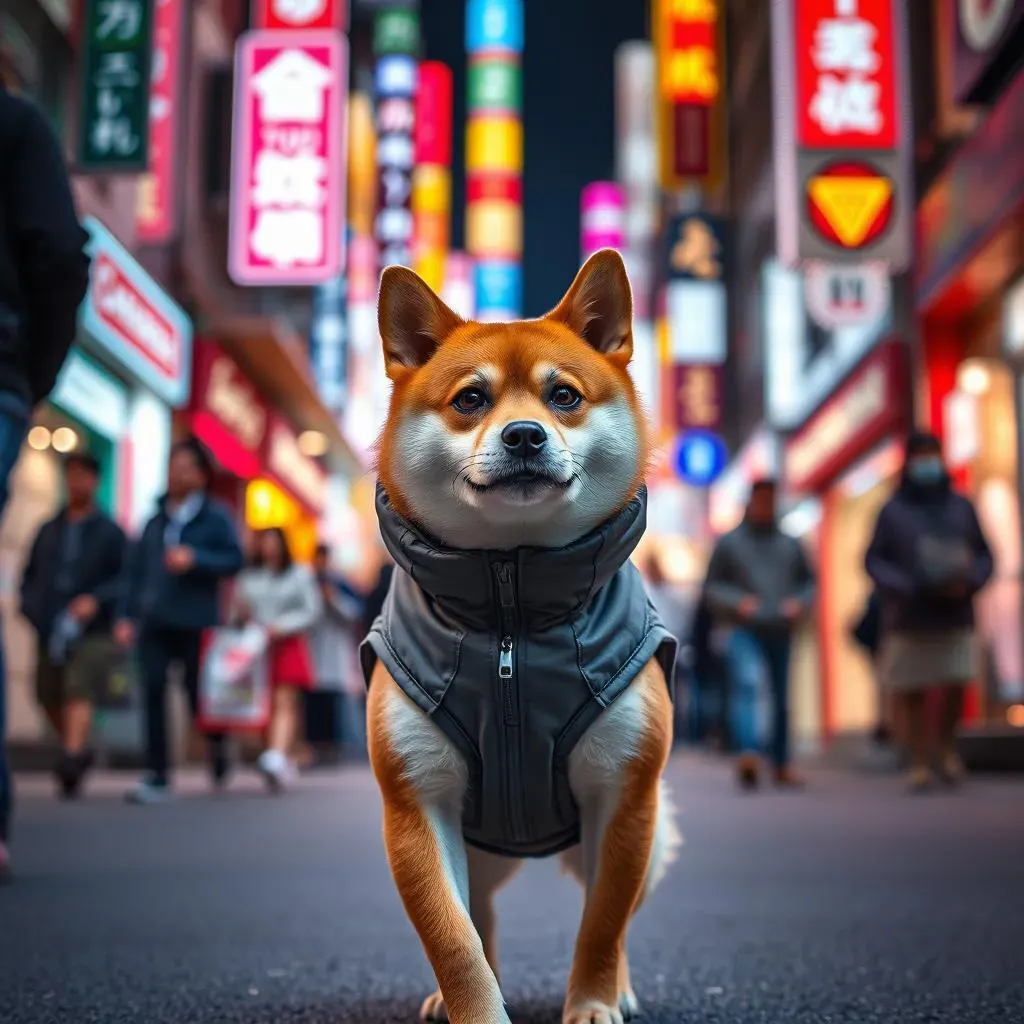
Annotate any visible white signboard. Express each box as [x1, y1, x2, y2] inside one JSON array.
[[804, 261, 891, 330]]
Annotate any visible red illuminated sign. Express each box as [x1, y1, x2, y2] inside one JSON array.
[[135, 0, 185, 243], [659, 0, 720, 106], [415, 61, 453, 167], [92, 254, 181, 381], [794, 0, 899, 150], [252, 0, 347, 31]]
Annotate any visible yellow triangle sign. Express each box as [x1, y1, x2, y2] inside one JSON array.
[[808, 175, 892, 248]]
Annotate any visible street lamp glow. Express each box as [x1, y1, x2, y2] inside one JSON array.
[[51, 427, 78, 453], [298, 430, 328, 457], [27, 426, 51, 451], [958, 360, 991, 396]]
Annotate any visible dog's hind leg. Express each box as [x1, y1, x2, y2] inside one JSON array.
[[368, 666, 511, 1024], [560, 658, 675, 1024]]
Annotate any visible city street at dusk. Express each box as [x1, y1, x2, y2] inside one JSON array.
[[4, 758, 1024, 1024], [4, 1, 1024, 1021]]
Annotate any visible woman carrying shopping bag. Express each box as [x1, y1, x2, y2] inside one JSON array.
[[234, 528, 322, 791]]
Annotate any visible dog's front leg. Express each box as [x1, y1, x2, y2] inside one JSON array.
[[369, 667, 510, 1024], [563, 660, 673, 1024]]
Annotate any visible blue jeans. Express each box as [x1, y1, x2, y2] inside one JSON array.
[[0, 404, 29, 841], [728, 629, 793, 769]]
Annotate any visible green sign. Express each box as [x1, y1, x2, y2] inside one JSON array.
[[468, 60, 521, 113], [77, 0, 153, 171], [373, 8, 420, 56]]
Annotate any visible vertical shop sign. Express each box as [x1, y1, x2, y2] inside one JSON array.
[[661, 212, 727, 435], [136, 0, 185, 242], [413, 61, 454, 292], [374, 7, 419, 273], [653, 0, 725, 190], [771, 0, 912, 269], [78, 0, 154, 171], [252, 0, 348, 31], [228, 30, 347, 285], [309, 238, 349, 415], [465, 0, 524, 320]]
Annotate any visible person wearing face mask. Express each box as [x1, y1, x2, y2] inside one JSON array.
[[865, 431, 993, 792], [704, 478, 817, 789]]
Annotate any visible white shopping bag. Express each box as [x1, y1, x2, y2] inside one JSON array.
[[198, 625, 271, 733]]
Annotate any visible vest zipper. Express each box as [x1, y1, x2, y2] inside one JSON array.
[[494, 560, 525, 842], [495, 562, 518, 726]]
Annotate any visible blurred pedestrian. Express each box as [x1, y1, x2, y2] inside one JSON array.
[[0, 70, 90, 874], [116, 437, 244, 804], [234, 528, 322, 790], [865, 431, 993, 792], [704, 478, 816, 789], [19, 453, 126, 798], [307, 543, 362, 761]]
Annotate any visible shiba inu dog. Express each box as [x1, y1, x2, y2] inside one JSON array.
[[362, 249, 680, 1024]]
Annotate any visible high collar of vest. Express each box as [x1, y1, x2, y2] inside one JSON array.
[[374, 483, 650, 627]]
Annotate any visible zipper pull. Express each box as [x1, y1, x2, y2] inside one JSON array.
[[495, 561, 516, 608], [499, 635, 514, 678]]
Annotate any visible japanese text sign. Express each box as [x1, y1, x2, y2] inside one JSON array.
[[252, 0, 348, 32], [375, 11, 417, 273], [794, 0, 898, 149], [771, 0, 912, 270], [229, 30, 347, 286], [657, 0, 720, 105], [671, 364, 723, 431], [135, 0, 185, 242], [78, 0, 154, 170], [653, 0, 725, 191], [663, 212, 726, 281]]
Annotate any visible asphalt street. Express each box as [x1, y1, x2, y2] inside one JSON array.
[[2, 754, 1023, 1024]]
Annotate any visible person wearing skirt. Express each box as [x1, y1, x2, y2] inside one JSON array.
[[866, 431, 993, 792], [234, 528, 323, 790]]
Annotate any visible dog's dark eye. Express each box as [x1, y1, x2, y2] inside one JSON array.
[[452, 387, 488, 414], [550, 385, 583, 410]]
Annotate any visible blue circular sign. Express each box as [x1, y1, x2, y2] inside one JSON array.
[[673, 429, 728, 488]]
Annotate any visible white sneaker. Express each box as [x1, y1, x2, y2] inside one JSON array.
[[256, 749, 292, 792]]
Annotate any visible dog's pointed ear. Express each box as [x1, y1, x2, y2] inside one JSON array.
[[546, 249, 633, 359], [378, 266, 465, 373]]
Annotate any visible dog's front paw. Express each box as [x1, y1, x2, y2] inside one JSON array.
[[420, 990, 450, 1022], [619, 987, 640, 1020], [563, 999, 624, 1024]]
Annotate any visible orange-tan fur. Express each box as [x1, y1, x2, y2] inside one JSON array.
[[368, 250, 680, 1024]]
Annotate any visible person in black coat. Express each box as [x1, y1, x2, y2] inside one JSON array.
[[0, 79, 90, 422], [20, 454, 126, 797], [115, 437, 244, 804], [865, 430, 993, 789], [0, 72, 90, 873]]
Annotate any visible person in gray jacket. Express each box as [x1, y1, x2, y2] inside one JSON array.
[[703, 478, 816, 788]]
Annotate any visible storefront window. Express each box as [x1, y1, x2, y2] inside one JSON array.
[[965, 362, 1024, 719], [246, 479, 318, 564]]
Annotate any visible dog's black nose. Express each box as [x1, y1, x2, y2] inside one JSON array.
[[501, 420, 547, 457]]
